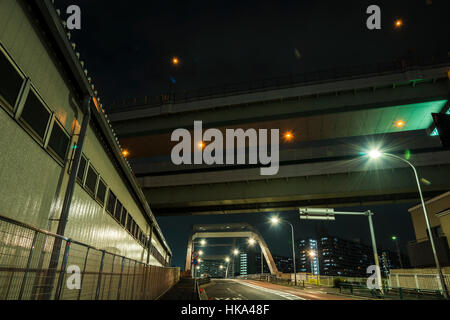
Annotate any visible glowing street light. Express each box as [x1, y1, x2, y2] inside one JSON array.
[[394, 19, 403, 28], [225, 257, 230, 263], [233, 249, 240, 256], [248, 238, 256, 246], [198, 141, 205, 150], [198, 250, 204, 256], [395, 120, 406, 128], [121, 149, 130, 158], [283, 131, 294, 142], [200, 239, 207, 246], [270, 217, 280, 225], [366, 149, 448, 298], [270, 216, 298, 286], [172, 57, 180, 66], [308, 250, 317, 258]]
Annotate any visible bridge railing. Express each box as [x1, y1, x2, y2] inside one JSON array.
[[110, 53, 449, 113], [0, 214, 180, 300]]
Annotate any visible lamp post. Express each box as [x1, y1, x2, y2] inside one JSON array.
[[271, 217, 297, 286], [309, 250, 320, 286], [225, 257, 231, 279], [367, 150, 448, 298], [392, 236, 404, 269], [232, 249, 239, 279], [191, 239, 206, 278]]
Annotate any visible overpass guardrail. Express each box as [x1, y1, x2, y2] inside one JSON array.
[[110, 53, 450, 113], [0, 214, 180, 300]]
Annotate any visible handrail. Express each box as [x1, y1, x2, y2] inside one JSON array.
[[110, 53, 450, 114]]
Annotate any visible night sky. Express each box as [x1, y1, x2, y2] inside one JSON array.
[[54, 0, 448, 268]]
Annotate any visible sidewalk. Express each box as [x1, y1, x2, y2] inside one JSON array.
[[159, 278, 199, 300]]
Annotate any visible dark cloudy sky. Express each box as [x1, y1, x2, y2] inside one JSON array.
[[54, 0, 448, 268]]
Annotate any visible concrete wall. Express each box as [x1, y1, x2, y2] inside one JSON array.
[[409, 192, 450, 248], [0, 0, 169, 264]]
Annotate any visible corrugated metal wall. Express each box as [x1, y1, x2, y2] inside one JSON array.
[[0, 0, 169, 265]]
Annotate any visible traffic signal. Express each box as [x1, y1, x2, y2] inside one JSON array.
[[432, 113, 450, 148]]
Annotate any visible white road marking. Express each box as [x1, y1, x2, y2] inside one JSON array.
[[233, 280, 306, 300]]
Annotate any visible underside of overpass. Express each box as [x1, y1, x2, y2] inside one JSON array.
[[109, 60, 450, 216]]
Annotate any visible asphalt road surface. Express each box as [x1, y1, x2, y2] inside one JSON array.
[[203, 279, 353, 300]]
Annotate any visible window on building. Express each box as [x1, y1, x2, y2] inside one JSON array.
[[96, 179, 107, 206], [20, 90, 51, 141], [0, 50, 23, 110], [47, 120, 70, 162], [126, 215, 133, 234], [85, 164, 98, 196], [76, 155, 87, 183], [115, 201, 123, 222], [120, 208, 127, 227], [106, 191, 117, 216]]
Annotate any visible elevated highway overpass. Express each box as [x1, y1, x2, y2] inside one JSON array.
[[109, 59, 450, 216]]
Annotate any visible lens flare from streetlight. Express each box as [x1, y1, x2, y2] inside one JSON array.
[[198, 141, 205, 150], [270, 217, 280, 225], [369, 150, 382, 159], [172, 57, 180, 66]]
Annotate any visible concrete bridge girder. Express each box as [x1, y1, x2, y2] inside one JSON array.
[[148, 163, 450, 215]]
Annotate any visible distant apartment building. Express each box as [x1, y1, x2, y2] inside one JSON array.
[[298, 236, 402, 277], [198, 259, 226, 278], [408, 191, 450, 267]]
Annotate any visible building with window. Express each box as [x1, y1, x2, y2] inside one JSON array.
[[408, 191, 450, 267], [298, 236, 403, 277], [0, 0, 171, 267]]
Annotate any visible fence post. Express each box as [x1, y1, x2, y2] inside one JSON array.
[[54, 240, 71, 300], [77, 247, 90, 300], [106, 255, 115, 300], [131, 261, 137, 300], [18, 231, 38, 300], [436, 274, 444, 292], [414, 275, 420, 290], [116, 257, 125, 300], [95, 251, 106, 300]]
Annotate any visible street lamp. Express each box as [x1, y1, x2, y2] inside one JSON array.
[[248, 238, 256, 246], [308, 250, 320, 286], [367, 150, 448, 298], [271, 216, 298, 286], [392, 236, 404, 269]]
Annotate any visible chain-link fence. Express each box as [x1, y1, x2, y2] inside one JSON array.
[[0, 214, 180, 300]]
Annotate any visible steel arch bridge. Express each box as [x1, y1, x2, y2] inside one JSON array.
[[185, 223, 279, 275]]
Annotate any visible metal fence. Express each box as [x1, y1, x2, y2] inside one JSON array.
[[389, 272, 450, 292], [0, 214, 180, 300]]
